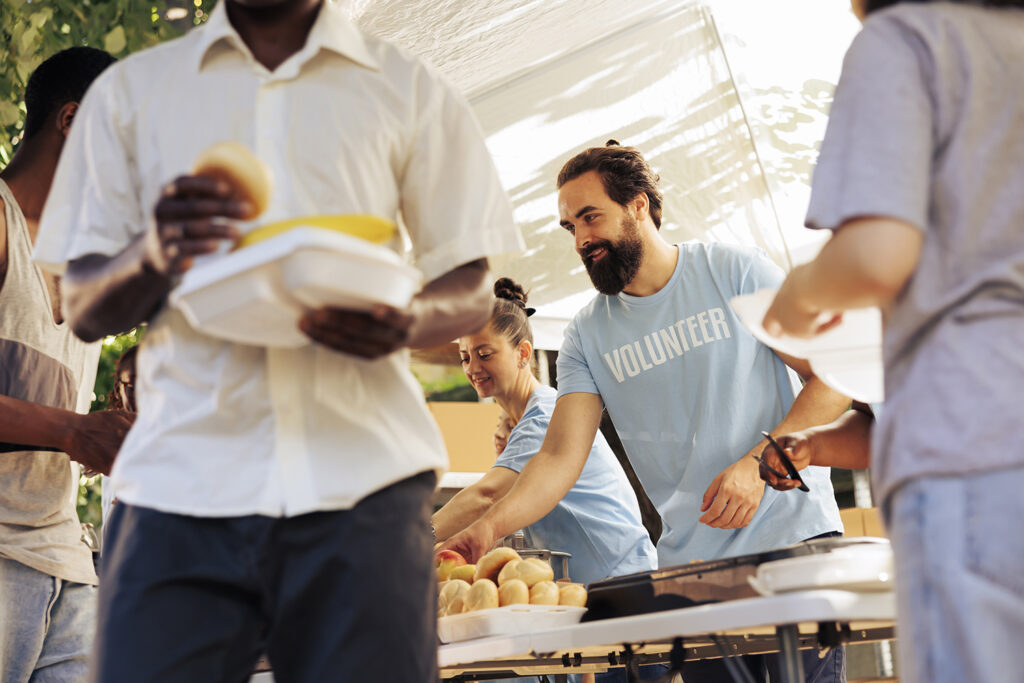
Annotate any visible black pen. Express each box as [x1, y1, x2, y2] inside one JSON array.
[[761, 430, 810, 492]]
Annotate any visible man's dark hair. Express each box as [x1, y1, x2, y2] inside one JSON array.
[[556, 140, 665, 229], [22, 46, 116, 140], [863, 0, 1024, 13]]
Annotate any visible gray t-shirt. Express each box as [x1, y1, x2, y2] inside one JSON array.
[[806, 3, 1024, 502]]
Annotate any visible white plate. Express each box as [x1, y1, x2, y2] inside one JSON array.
[[809, 348, 885, 405], [749, 543, 894, 596], [170, 227, 422, 348], [730, 289, 884, 402], [438, 604, 587, 644]]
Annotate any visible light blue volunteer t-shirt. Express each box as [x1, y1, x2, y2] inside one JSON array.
[[496, 385, 658, 585], [557, 242, 843, 567]]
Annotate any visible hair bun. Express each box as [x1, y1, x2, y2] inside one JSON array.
[[493, 277, 528, 307], [605, 139, 621, 147]]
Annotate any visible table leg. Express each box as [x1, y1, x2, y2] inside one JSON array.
[[776, 624, 805, 683]]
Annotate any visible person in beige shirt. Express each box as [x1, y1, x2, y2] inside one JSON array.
[[0, 47, 130, 683]]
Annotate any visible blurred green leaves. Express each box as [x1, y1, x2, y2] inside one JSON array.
[[0, 0, 216, 165], [0, 0, 211, 527]]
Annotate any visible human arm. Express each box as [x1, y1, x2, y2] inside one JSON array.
[[437, 392, 603, 563], [62, 176, 247, 342], [762, 219, 923, 338], [299, 258, 492, 359], [759, 405, 873, 491], [0, 203, 8, 288], [699, 353, 850, 529], [0, 395, 134, 475], [431, 466, 519, 542]]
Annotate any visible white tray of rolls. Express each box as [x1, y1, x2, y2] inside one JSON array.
[[437, 548, 587, 644]]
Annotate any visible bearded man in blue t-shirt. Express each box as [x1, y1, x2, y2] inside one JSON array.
[[442, 141, 850, 683]]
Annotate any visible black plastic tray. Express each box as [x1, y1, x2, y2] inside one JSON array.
[[583, 537, 884, 621]]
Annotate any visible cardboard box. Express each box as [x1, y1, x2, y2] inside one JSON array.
[[428, 402, 502, 473], [839, 507, 887, 539]]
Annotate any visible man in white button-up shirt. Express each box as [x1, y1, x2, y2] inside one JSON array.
[[34, 0, 522, 680]]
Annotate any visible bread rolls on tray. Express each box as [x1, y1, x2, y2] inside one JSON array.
[[436, 549, 587, 614]]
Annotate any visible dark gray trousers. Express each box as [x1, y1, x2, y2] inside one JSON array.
[[90, 471, 438, 683]]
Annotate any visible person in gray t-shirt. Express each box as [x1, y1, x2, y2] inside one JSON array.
[[763, 1, 1024, 682]]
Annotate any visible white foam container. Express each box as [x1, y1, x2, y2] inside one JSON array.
[[749, 542, 894, 595], [170, 227, 422, 348], [438, 604, 587, 644]]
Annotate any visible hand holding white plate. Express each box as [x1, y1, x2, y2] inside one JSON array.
[[170, 220, 421, 348], [730, 289, 884, 402]]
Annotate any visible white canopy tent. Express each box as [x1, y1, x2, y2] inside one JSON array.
[[345, 0, 860, 349]]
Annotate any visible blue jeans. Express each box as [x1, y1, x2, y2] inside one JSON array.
[[885, 465, 1024, 683], [0, 556, 96, 683]]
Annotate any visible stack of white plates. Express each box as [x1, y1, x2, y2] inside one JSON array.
[[749, 539, 894, 595]]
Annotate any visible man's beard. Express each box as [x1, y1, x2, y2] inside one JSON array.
[[581, 214, 644, 295]]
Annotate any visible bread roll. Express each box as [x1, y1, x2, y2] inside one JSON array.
[[192, 142, 272, 219], [438, 579, 471, 616], [497, 559, 522, 586], [529, 580, 559, 606], [465, 579, 499, 612], [514, 557, 555, 587], [558, 583, 588, 608], [498, 578, 529, 606], [474, 547, 521, 583], [446, 592, 470, 616]]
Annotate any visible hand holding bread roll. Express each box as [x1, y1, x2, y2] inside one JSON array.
[[149, 144, 267, 277], [193, 142, 272, 220]]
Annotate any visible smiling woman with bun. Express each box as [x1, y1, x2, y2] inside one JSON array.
[[432, 277, 657, 588]]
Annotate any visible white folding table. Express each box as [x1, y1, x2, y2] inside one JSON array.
[[440, 589, 896, 681]]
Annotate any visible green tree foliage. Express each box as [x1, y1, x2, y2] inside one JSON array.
[[0, 0, 216, 164]]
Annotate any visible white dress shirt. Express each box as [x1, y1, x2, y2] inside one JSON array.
[[35, 1, 522, 517]]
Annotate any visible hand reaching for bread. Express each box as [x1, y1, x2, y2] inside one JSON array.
[[146, 142, 271, 277]]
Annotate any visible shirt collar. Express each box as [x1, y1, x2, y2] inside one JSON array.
[[193, 1, 379, 74]]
